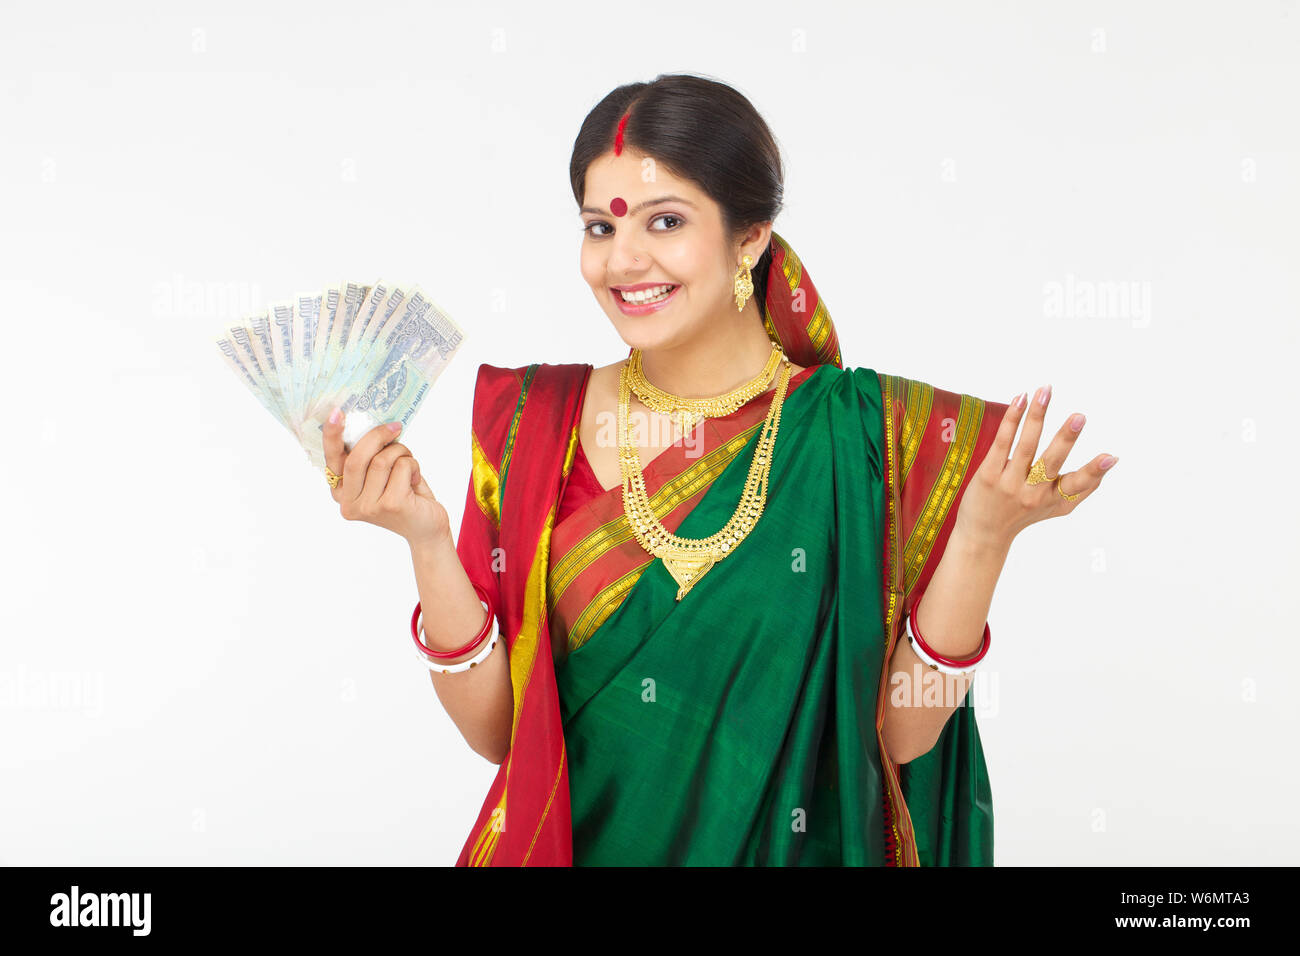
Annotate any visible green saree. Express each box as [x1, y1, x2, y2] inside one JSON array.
[[551, 364, 993, 865]]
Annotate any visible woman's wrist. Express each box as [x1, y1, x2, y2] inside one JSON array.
[[408, 527, 456, 563], [407, 529, 493, 659], [949, 524, 1013, 563]]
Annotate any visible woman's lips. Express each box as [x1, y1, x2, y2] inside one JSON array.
[[612, 284, 680, 315]]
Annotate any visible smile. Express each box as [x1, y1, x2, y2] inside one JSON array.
[[612, 284, 680, 314]]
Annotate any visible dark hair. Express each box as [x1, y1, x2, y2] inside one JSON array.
[[569, 72, 785, 308]]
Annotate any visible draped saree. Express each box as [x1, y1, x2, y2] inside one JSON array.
[[446, 359, 1006, 866], [440, 230, 1007, 866]]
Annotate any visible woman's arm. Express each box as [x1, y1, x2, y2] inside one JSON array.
[[410, 533, 514, 764], [880, 382, 1116, 764], [879, 529, 1008, 764]]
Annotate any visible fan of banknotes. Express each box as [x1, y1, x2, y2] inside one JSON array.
[[213, 279, 465, 472]]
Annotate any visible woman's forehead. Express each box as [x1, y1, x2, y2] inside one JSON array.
[[583, 167, 710, 215]]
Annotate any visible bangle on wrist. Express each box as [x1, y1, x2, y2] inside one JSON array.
[[905, 592, 991, 676], [410, 582, 500, 674]]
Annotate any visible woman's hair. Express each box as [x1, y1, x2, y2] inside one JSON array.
[[569, 72, 785, 308]]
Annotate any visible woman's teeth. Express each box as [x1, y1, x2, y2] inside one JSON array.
[[619, 284, 676, 303]]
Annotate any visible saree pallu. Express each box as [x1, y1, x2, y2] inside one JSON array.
[[451, 360, 1006, 866]]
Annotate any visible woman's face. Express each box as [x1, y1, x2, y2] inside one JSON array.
[[579, 149, 757, 353]]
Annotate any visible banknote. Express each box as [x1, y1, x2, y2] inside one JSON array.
[[214, 279, 466, 472]]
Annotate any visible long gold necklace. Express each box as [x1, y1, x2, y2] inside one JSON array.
[[626, 342, 784, 435], [618, 354, 794, 601]]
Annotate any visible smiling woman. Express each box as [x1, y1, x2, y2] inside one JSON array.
[[431, 72, 1017, 868], [571, 87, 785, 386]]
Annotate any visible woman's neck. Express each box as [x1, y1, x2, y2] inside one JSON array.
[[635, 301, 778, 397]]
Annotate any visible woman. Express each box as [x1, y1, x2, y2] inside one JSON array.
[[322, 74, 1118, 866]]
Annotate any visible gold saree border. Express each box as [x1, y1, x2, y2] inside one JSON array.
[[763, 233, 843, 368], [548, 423, 768, 652], [903, 392, 984, 594], [876, 372, 992, 866], [878, 373, 919, 867], [471, 429, 501, 530], [496, 364, 537, 520]]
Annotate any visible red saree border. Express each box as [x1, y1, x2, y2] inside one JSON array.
[[454, 361, 590, 867], [876, 372, 1010, 866]]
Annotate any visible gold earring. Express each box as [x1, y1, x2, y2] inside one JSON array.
[[733, 254, 754, 311]]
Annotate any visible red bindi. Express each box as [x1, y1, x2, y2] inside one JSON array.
[[609, 197, 627, 217]]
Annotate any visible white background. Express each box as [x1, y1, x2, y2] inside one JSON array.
[[1, 0, 1295, 865]]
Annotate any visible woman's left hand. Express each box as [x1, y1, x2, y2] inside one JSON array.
[[953, 384, 1118, 551]]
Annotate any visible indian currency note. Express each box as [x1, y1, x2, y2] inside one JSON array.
[[310, 280, 369, 420], [224, 311, 293, 427], [292, 290, 322, 422], [326, 280, 404, 403], [298, 280, 408, 470], [215, 328, 291, 431], [304, 283, 340, 419], [268, 299, 298, 428], [297, 284, 465, 470], [245, 311, 285, 422]]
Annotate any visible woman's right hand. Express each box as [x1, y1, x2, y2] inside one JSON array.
[[322, 409, 451, 548]]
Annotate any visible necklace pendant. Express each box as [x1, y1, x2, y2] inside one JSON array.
[[658, 545, 716, 602]]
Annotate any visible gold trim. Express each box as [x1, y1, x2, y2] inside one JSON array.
[[509, 508, 557, 744], [548, 423, 765, 605], [902, 393, 982, 594], [548, 423, 767, 650], [471, 429, 500, 530], [898, 380, 931, 482], [470, 789, 506, 866], [777, 234, 803, 290], [470, 489, 561, 867], [566, 567, 642, 652], [806, 299, 832, 352], [522, 739, 567, 866], [878, 374, 910, 866], [562, 424, 579, 478]]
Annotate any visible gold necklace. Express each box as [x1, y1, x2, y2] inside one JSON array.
[[618, 355, 794, 601], [626, 342, 784, 435]]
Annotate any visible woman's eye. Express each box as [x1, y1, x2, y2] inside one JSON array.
[[582, 214, 683, 238]]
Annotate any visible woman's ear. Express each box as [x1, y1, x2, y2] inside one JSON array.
[[738, 221, 773, 264]]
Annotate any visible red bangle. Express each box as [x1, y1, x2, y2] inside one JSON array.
[[907, 593, 991, 667], [411, 582, 496, 660]]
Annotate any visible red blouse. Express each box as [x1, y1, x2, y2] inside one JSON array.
[[557, 439, 605, 526]]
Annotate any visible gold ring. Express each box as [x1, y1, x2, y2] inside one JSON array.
[[1025, 456, 1056, 485], [1026, 456, 1079, 501], [324, 466, 342, 490]]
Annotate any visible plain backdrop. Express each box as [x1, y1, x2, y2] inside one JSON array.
[[1, 0, 1295, 866]]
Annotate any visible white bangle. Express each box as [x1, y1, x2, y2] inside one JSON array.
[[906, 610, 980, 676], [417, 601, 500, 674]]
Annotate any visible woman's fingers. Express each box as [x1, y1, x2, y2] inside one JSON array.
[[984, 391, 1028, 475], [1055, 453, 1117, 507], [358, 438, 412, 508], [1033, 411, 1087, 486], [1008, 384, 1052, 477], [378, 455, 418, 512], [320, 404, 415, 521], [341, 421, 404, 503], [323, 407, 348, 496]]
